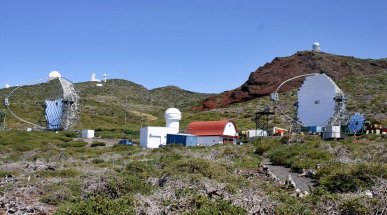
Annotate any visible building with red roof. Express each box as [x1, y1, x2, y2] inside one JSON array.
[[185, 120, 239, 146]]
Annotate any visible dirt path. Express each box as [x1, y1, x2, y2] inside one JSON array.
[[262, 158, 315, 192]]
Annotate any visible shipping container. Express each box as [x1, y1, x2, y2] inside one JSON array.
[[166, 134, 198, 147]]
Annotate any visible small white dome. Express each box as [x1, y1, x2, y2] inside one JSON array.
[[4, 84, 10, 89], [48, 71, 61, 79], [312, 42, 321, 52], [164, 108, 182, 120]]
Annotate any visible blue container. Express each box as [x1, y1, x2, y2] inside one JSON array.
[[166, 134, 187, 146], [167, 134, 197, 147]]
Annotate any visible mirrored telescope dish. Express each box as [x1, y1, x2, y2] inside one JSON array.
[[297, 73, 342, 127]]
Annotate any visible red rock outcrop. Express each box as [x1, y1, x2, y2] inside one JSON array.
[[194, 51, 386, 110]]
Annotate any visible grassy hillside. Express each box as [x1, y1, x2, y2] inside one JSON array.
[[0, 79, 212, 132]]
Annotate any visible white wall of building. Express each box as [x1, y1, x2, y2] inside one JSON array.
[[82, 130, 95, 139], [223, 122, 238, 136], [196, 136, 223, 146], [140, 127, 178, 148]]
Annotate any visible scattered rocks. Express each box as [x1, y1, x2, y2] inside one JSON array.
[[25, 160, 56, 172], [231, 186, 276, 215], [0, 174, 17, 187], [0, 183, 55, 214], [285, 175, 297, 189]]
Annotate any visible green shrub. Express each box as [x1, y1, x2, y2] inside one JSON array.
[[54, 195, 135, 215], [41, 187, 73, 205], [90, 141, 106, 147], [318, 163, 387, 193], [190, 195, 246, 215], [57, 141, 87, 148], [126, 160, 158, 178], [106, 173, 153, 198], [173, 158, 227, 179], [222, 147, 239, 157], [62, 131, 79, 138], [58, 136, 73, 142], [267, 142, 333, 171], [92, 159, 105, 164], [38, 168, 79, 178], [254, 139, 281, 155], [232, 155, 262, 169], [338, 197, 371, 215], [0, 170, 14, 177]]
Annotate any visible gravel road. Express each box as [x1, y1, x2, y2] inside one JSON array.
[[262, 158, 316, 192]]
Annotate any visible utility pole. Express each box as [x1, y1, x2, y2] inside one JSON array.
[[125, 95, 127, 129]]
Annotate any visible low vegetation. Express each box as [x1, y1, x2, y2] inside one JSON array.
[[0, 129, 386, 214]]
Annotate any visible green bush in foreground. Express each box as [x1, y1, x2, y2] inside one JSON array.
[[57, 141, 87, 148], [54, 196, 135, 215], [0, 170, 14, 177], [189, 195, 246, 215], [90, 141, 106, 147], [267, 142, 333, 171], [317, 163, 387, 193], [106, 173, 154, 198], [38, 168, 79, 178]]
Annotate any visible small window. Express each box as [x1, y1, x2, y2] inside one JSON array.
[[315, 100, 320, 104]]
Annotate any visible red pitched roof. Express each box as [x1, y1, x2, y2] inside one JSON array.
[[186, 120, 238, 137]]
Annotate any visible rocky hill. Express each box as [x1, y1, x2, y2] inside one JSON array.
[[195, 51, 387, 109]]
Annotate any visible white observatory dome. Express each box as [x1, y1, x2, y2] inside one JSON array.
[[165, 108, 182, 120], [312, 42, 321, 52], [48, 71, 61, 79], [4, 84, 10, 89], [164, 108, 182, 133]]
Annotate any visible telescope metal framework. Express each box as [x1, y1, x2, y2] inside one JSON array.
[[4, 77, 80, 131]]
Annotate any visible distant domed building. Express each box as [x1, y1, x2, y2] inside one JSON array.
[[48, 71, 61, 79], [312, 42, 321, 52]]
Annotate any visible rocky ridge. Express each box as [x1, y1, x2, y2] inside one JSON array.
[[195, 51, 387, 110]]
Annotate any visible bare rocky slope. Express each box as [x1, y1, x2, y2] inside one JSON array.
[[194, 51, 387, 111]]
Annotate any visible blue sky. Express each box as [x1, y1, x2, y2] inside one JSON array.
[[1, 0, 386, 93]]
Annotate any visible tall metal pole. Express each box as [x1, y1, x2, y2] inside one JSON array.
[[125, 95, 127, 129]]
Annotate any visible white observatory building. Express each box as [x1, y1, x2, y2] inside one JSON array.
[[312, 42, 321, 52], [165, 108, 182, 134], [140, 108, 182, 148], [91, 73, 100, 82], [4, 84, 10, 89], [48, 71, 61, 79]]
